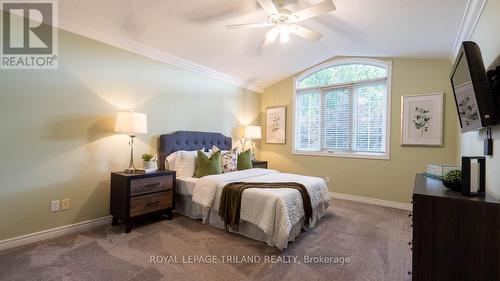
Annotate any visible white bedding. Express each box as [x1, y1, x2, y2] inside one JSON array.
[[176, 176, 199, 196], [192, 168, 331, 249]]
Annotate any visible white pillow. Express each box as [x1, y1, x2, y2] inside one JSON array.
[[176, 151, 199, 177], [166, 150, 210, 177], [165, 151, 180, 170]]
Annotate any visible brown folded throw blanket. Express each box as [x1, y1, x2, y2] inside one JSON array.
[[219, 182, 313, 231]]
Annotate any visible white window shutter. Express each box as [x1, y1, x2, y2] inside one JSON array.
[[296, 90, 321, 151], [353, 82, 386, 153], [323, 87, 352, 151]]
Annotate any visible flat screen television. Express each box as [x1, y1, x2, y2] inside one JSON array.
[[450, 41, 495, 133]]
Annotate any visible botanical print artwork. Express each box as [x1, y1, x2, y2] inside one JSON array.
[[408, 100, 434, 140], [412, 106, 431, 137], [266, 106, 286, 144], [401, 93, 443, 146], [271, 116, 280, 133]]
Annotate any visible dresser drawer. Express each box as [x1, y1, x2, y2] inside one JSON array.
[[130, 191, 172, 217], [130, 175, 173, 196]]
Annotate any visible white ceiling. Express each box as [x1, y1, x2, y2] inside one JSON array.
[[59, 0, 468, 91]]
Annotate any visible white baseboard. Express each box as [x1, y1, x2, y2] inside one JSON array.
[[0, 216, 112, 252], [331, 192, 411, 211], [0, 193, 410, 251]]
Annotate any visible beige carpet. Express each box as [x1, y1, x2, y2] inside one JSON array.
[[0, 199, 412, 281]]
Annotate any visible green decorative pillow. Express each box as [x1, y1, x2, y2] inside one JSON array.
[[195, 150, 222, 178], [237, 149, 253, 171]]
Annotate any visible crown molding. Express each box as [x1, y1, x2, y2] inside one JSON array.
[[450, 0, 487, 62], [58, 19, 264, 94]]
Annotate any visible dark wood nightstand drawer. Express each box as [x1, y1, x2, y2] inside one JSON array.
[[130, 191, 172, 217], [251, 160, 268, 169], [130, 175, 173, 196]]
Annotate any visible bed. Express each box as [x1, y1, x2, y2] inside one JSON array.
[[159, 131, 331, 250]]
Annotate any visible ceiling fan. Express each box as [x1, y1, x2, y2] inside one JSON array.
[[226, 0, 336, 44]]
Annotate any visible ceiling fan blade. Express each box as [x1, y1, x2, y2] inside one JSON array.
[[257, 0, 279, 15], [290, 24, 323, 41], [291, 0, 336, 22], [264, 27, 280, 44], [263, 38, 274, 48], [226, 22, 272, 29]]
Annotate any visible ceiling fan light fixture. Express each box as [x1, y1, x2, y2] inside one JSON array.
[[227, 0, 334, 45], [266, 27, 280, 42], [279, 26, 290, 44]]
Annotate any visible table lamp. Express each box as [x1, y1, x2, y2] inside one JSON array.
[[114, 111, 148, 173], [245, 126, 261, 160]]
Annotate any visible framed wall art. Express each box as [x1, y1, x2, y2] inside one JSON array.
[[266, 106, 286, 144], [401, 93, 443, 146]]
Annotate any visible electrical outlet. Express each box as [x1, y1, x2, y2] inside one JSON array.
[[50, 200, 60, 212], [61, 199, 70, 210], [325, 177, 330, 184]]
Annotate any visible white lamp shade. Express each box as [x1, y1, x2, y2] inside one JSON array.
[[114, 112, 148, 135], [245, 126, 261, 139]]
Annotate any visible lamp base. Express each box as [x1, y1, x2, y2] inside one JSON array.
[[249, 139, 257, 160], [124, 167, 137, 174], [124, 135, 137, 174]]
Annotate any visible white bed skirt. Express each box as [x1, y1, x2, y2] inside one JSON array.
[[174, 193, 329, 249]]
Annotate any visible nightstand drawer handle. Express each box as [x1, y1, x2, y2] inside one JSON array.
[[145, 201, 161, 207], [131, 182, 164, 195]]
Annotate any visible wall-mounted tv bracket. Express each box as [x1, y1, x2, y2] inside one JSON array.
[[487, 66, 500, 122], [484, 126, 493, 156], [485, 66, 500, 156]]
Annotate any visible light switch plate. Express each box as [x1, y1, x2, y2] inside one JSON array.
[[51, 200, 60, 212]]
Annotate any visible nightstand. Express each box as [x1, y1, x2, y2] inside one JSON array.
[[110, 170, 175, 233], [251, 160, 268, 169]]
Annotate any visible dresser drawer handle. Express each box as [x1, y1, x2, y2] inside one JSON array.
[[145, 201, 161, 207], [144, 183, 161, 188]]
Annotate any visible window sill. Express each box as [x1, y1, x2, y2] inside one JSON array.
[[292, 150, 390, 160]]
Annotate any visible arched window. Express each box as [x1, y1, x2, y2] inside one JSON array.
[[293, 59, 391, 159]]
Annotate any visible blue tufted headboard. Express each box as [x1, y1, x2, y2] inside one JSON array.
[[158, 131, 232, 170]]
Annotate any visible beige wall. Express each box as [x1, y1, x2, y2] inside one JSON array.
[[261, 58, 459, 203], [460, 0, 500, 199], [0, 30, 261, 240]]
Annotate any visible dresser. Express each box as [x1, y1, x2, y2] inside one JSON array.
[[411, 174, 500, 281], [110, 170, 175, 233]]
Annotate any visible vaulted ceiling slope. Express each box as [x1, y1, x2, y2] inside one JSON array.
[[59, 0, 470, 92]]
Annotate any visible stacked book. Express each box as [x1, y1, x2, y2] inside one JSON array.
[[424, 164, 460, 179], [136, 168, 157, 174]]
